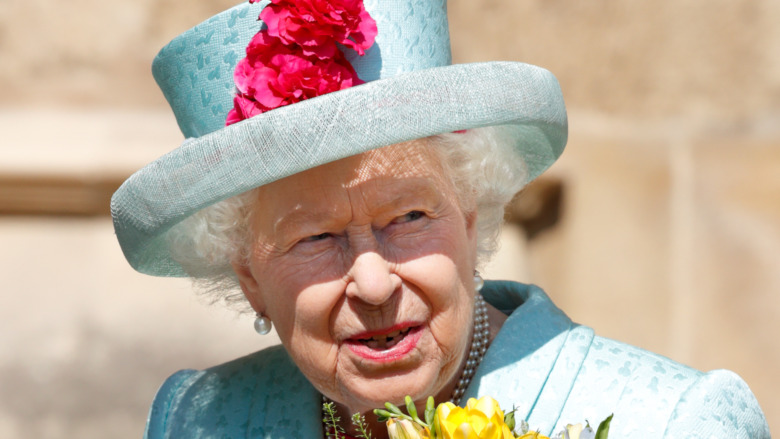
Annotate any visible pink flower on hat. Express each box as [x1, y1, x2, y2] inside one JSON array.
[[227, 93, 264, 125], [259, 0, 378, 59], [226, 0, 376, 126], [229, 32, 362, 120]]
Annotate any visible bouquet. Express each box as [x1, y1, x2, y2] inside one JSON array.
[[323, 395, 612, 439]]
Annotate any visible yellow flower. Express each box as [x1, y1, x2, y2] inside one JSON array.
[[562, 424, 583, 439], [387, 418, 431, 439], [435, 396, 515, 439], [517, 433, 550, 439]]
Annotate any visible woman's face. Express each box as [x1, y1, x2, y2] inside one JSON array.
[[234, 141, 478, 414]]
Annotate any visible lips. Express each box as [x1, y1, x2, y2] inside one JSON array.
[[344, 323, 423, 363]]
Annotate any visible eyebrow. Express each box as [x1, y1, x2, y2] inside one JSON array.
[[271, 177, 443, 237], [272, 204, 344, 238], [366, 180, 441, 213]]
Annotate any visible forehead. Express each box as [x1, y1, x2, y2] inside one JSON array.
[[258, 140, 448, 199], [250, 140, 453, 226], [347, 141, 441, 185]]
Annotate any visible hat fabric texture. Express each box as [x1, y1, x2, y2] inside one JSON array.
[[111, 0, 568, 277]]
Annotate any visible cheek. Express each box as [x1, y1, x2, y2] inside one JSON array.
[[261, 281, 345, 389], [250, 253, 346, 356], [393, 221, 475, 294], [251, 245, 347, 322], [263, 280, 343, 339], [394, 223, 475, 360], [282, 282, 347, 388], [401, 252, 474, 340], [257, 245, 346, 287], [391, 215, 473, 264]]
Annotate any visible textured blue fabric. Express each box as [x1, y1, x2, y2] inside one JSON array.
[[151, 0, 453, 139], [111, 0, 568, 277], [144, 281, 770, 438]]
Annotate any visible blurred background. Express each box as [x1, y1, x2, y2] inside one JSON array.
[[1, 0, 778, 437]]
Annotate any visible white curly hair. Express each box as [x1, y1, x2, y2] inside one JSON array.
[[166, 126, 528, 312]]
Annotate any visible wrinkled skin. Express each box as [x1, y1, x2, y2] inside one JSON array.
[[233, 141, 482, 436]]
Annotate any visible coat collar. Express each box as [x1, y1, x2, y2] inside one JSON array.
[[465, 281, 594, 434]]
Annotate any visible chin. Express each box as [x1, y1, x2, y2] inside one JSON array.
[[340, 362, 455, 413]]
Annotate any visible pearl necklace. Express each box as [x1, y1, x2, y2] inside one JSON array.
[[451, 291, 489, 404], [322, 287, 490, 436]]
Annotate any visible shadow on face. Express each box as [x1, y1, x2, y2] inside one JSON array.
[[231, 140, 480, 413]]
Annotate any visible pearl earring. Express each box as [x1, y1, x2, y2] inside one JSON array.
[[473, 270, 484, 292], [254, 313, 273, 335]]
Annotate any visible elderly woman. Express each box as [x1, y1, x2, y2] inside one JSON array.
[[112, 0, 769, 438]]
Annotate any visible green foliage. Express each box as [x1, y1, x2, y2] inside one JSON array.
[[424, 396, 436, 427], [372, 396, 437, 437], [322, 401, 345, 439], [351, 412, 374, 439], [504, 405, 518, 432], [595, 414, 613, 439]]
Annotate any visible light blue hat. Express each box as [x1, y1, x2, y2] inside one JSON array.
[[111, 0, 568, 276]]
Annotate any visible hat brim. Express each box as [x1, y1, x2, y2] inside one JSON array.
[[111, 61, 567, 276]]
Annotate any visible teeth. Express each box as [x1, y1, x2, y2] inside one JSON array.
[[358, 328, 411, 349], [365, 339, 382, 349]]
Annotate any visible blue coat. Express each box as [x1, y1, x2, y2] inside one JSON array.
[[144, 281, 770, 438]]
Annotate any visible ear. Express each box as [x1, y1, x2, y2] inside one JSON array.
[[464, 208, 479, 264], [231, 261, 266, 313]]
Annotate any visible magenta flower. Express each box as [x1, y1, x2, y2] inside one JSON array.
[[259, 0, 377, 59], [226, 0, 376, 126], [226, 32, 362, 124], [227, 93, 266, 123]]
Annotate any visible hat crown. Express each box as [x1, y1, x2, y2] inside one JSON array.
[[152, 0, 452, 139]]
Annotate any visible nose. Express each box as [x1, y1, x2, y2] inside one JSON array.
[[345, 251, 401, 305]]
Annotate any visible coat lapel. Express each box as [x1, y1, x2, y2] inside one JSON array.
[[526, 325, 594, 435], [465, 281, 593, 436]]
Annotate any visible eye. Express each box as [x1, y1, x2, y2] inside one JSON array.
[[391, 210, 425, 225], [301, 232, 332, 242]]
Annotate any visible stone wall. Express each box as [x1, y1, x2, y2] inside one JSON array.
[[1, 0, 778, 436], [3, 0, 779, 116], [0, 0, 237, 106]]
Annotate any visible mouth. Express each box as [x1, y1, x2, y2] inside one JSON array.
[[344, 324, 423, 363], [357, 327, 412, 349]]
